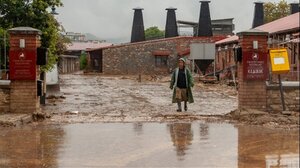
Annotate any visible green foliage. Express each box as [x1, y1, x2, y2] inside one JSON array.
[[264, 0, 290, 23], [0, 28, 8, 69], [0, 0, 64, 72], [145, 26, 164, 40], [80, 53, 87, 70]]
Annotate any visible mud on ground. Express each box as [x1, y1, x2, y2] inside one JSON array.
[[226, 108, 300, 129], [42, 74, 299, 129], [42, 74, 237, 124]]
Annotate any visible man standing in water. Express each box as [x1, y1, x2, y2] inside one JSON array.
[[170, 58, 194, 112]]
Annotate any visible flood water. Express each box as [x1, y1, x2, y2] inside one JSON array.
[[0, 122, 299, 168]]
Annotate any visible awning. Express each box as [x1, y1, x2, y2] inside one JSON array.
[[152, 50, 171, 56]]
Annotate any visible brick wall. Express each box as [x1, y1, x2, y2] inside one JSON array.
[[267, 86, 300, 112], [102, 37, 221, 75], [237, 31, 268, 111], [0, 88, 10, 113], [10, 81, 38, 113], [215, 43, 237, 72], [9, 28, 41, 114]]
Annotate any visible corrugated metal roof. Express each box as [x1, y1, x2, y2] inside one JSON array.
[[216, 12, 300, 45], [67, 42, 112, 51]]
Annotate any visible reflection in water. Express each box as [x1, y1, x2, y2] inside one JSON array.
[[0, 125, 64, 168], [199, 123, 209, 140], [169, 123, 193, 159], [238, 126, 299, 168], [133, 122, 143, 136], [0, 123, 298, 167], [266, 154, 299, 168]]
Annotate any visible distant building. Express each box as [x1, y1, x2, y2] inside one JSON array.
[[178, 18, 235, 36], [62, 32, 86, 42], [59, 41, 112, 74], [86, 36, 226, 74]]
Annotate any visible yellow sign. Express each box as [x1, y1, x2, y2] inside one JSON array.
[[269, 48, 290, 74]]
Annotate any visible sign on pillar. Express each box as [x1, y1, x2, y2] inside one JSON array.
[[237, 29, 269, 111], [8, 27, 42, 114], [243, 51, 268, 80], [9, 50, 37, 80]]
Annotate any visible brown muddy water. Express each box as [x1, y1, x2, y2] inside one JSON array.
[[0, 122, 299, 168]]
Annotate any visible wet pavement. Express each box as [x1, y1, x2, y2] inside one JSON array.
[[43, 74, 237, 123], [0, 122, 298, 168]]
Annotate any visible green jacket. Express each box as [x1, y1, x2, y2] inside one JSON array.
[[170, 67, 194, 103]]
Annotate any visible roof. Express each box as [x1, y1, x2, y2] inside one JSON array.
[[216, 12, 300, 45], [215, 35, 238, 45], [60, 55, 80, 58], [87, 36, 226, 52], [255, 12, 299, 35], [67, 42, 112, 51], [8, 27, 42, 35]]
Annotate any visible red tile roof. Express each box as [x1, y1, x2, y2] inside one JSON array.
[[216, 12, 300, 45], [215, 35, 239, 45], [256, 12, 299, 34]]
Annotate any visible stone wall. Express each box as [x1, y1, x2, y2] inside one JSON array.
[[0, 88, 10, 113], [267, 86, 300, 112], [102, 37, 219, 75]]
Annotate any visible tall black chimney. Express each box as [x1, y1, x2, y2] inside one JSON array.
[[290, 3, 300, 14], [252, 2, 264, 28], [165, 7, 179, 38], [197, 1, 213, 37], [131, 8, 145, 43]]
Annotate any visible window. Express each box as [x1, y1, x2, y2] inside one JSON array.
[[155, 56, 168, 67]]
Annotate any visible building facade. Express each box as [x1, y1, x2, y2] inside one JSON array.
[[215, 12, 300, 82], [87, 36, 225, 75]]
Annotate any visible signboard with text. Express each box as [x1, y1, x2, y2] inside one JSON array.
[[243, 51, 268, 81], [9, 50, 37, 80]]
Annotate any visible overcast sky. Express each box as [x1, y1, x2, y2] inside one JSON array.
[[56, 0, 289, 43]]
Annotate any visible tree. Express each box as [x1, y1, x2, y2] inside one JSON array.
[[264, 0, 290, 23], [0, 0, 64, 72], [145, 26, 164, 40], [80, 53, 87, 70]]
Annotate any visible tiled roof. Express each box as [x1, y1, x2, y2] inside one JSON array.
[[215, 35, 239, 45], [67, 42, 112, 51], [256, 12, 299, 34], [216, 12, 300, 45]]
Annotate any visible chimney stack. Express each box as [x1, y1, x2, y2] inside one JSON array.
[[197, 1, 213, 37], [165, 7, 179, 38], [290, 3, 300, 14], [252, 2, 264, 28], [131, 8, 145, 43]]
